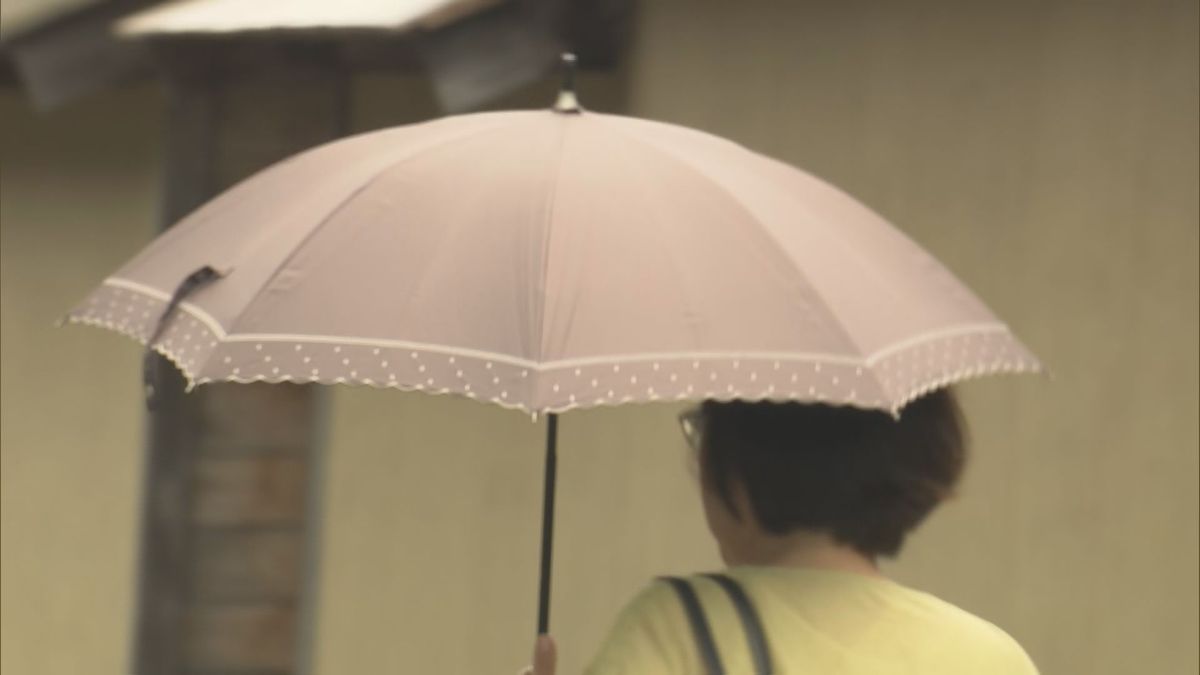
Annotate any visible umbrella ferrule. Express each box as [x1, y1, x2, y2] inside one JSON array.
[[552, 53, 581, 114]]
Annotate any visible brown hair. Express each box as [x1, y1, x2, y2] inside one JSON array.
[[696, 389, 967, 558]]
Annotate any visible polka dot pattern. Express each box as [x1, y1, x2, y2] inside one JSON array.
[[66, 284, 220, 390], [67, 281, 1041, 414]]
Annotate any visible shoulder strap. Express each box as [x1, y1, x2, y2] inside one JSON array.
[[661, 576, 724, 675], [704, 573, 773, 675]]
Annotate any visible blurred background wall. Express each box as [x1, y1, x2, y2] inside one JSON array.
[[2, 1, 1197, 674]]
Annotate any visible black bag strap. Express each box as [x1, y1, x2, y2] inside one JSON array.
[[704, 573, 773, 675], [661, 576, 724, 675]]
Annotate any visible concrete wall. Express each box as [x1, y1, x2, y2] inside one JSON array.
[[2, 1, 1196, 674]]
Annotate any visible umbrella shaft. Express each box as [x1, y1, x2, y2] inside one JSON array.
[[537, 413, 559, 635]]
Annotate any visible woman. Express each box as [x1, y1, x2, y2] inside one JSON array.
[[529, 389, 1038, 674]]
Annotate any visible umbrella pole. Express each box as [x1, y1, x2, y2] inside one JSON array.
[[536, 413, 559, 635]]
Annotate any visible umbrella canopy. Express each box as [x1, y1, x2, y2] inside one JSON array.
[[67, 103, 1038, 416]]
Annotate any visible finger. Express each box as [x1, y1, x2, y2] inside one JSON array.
[[532, 634, 557, 675]]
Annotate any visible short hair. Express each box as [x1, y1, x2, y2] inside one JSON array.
[[695, 389, 967, 558]]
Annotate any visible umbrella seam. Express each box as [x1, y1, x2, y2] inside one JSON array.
[[532, 113, 571, 376], [603, 119, 708, 352], [222, 118, 529, 337], [589, 115, 872, 360], [595, 114, 924, 317]]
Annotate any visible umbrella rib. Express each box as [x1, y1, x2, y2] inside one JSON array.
[[585, 120, 1025, 404], [590, 116, 872, 360], [603, 120, 707, 349], [222, 119, 527, 337], [590, 117, 873, 353], [530, 115, 571, 370]]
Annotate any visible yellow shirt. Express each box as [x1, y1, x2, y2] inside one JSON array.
[[586, 567, 1038, 675]]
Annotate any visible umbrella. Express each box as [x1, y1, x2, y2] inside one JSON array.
[[66, 54, 1040, 635]]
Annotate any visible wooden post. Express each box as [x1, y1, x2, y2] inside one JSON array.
[[136, 41, 346, 675]]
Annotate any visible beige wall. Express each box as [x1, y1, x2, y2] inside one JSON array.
[[1, 89, 162, 674], [2, 1, 1197, 674]]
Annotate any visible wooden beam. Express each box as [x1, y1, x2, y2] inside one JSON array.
[[1, 0, 156, 110]]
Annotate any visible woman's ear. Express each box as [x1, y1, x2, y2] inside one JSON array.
[[729, 477, 761, 527]]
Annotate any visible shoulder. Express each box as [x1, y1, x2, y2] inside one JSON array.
[[899, 587, 1040, 674], [607, 576, 696, 629], [584, 578, 697, 675]]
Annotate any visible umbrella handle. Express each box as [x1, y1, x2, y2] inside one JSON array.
[[536, 413, 559, 634]]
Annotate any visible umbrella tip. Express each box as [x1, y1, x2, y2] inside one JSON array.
[[552, 53, 581, 114]]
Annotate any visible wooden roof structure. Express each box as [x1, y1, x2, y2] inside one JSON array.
[[1, 0, 632, 111]]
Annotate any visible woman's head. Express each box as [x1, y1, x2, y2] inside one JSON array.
[[685, 389, 967, 561]]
